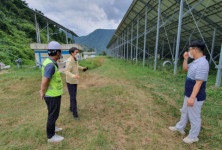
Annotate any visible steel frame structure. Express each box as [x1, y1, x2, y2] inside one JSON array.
[[24, 5, 78, 44], [107, 0, 222, 87]]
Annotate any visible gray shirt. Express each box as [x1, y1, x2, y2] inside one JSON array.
[[44, 57, 58, 79], [187, 56, 209, 81]]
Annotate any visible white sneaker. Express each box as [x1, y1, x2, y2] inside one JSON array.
[[169, 126, 185, 135], [48, 134, 64, 142], [183, 136, 199, 144], [55, 126, 63, 132]]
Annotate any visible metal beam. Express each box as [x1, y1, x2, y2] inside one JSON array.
[[154, 0, 161, 71], [138, 0, 146, 5], [174, 0, 184, 75], [66, 31, 68, 44], [131, 22, 133, 60], [210, 28, 217, 64], [143, 5, 148, 67], [107, 0, 206, 49], [127, 28, 129, 61], [182, 0, 205, 18], [162, 40, 164, 59], [26, 5, 78, 37], [180, 0, 222, 33], [136, 15, 139, 64], [215, 44, 222, 87], [124, 31, 126, 59], [47, 22, 49, 43], [34, 13, 41, 43]]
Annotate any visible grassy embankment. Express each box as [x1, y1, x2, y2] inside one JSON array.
[[0, 57, 221, 149]]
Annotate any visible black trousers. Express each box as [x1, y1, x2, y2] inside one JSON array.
[[45, 96, 61, 139], [67, 83, 78, 117]]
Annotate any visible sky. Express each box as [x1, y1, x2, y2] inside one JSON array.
[[24, 0, 133, 36]]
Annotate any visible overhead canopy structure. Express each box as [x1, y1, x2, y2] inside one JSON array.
[[24, 5, 78, 43], [27, 7, 78, 37], [106, 0, 222, 86]]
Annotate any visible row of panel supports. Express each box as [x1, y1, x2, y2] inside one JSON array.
[[107, 0, 222, 87], [34, 13, 74, 44]]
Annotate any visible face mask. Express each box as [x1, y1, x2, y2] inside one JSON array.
[[188, 51, 194, 59], [58, 52, 63, 59], [60, 54, 63, 59]]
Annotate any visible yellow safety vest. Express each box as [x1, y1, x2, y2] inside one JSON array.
[[42, 58, 63, 97]]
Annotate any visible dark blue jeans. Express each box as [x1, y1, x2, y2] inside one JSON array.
[[67, 83, 78, 117], [44, 96, 61, 139]]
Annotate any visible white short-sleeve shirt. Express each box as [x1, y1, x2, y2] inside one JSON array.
[[187, 56, 209, 81]]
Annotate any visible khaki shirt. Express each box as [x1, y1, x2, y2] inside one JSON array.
[[65, 56, 84, 84]]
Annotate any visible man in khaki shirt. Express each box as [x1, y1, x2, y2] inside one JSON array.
[[65, 47, 87, 120]]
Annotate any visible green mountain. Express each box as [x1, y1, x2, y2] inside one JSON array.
[[74, 29, 115, 54], [0, 0, 73, 65]]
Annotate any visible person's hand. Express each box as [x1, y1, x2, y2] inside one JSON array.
[[183, 52, 189, 60], [187, 97, 195, 106], [39, 90, 45, 100], [74, 75, 79, 79], [83, 67, 88, 72]]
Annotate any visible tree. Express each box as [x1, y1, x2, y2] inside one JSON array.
[[88, 48, 95, 52]]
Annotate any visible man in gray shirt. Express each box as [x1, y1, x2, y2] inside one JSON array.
[[169, 40, 209, 144]]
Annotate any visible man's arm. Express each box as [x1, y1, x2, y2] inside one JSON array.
[[78, 65, 85, 70], [183, 52, 189, 72], [40, 77, 50, 100], [187, 80, 203, 106]]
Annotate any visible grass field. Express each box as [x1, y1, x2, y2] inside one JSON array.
[[0, 57, 221, 150]]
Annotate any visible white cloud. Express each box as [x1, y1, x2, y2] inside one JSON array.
[[24, 0, 132, 36]]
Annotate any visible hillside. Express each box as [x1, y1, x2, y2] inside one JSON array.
[[0, 0, 73, 65], [74, 29, 115, 54]]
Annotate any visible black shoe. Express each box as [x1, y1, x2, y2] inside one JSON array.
[[73, 112, 79, 120]]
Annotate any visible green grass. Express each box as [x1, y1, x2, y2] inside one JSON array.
[[79, 57, 104, 70], [0, 57, 221, 149]]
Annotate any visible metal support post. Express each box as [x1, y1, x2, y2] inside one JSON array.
[[117, 37, 119, 58], [173, 37, 176, 57], [122, 33, 124, 59], [210, 28, 217, 64], [131, 23, 133, 60], [47, 22, 49, 43], [127, 28, 129, 61], [34, 13, 41, 43], [124, 31, 126, 59], [174, 0, 184, 75], [215, 44, 222, 87], [72, 35, 74, 43], [66, 31, 68, 44], [162, 40, 164, 59], [147, 47, 150, 62], [136, 15, 139, 64], [118, 36, 121, 58], [116, 40, 118, 58], [134, 47, 136, 59], [154, 0, 161, 70], [143, 5, 148, 67]]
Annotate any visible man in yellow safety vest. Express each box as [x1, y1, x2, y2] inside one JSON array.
[[39, 41, 64, 142]]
